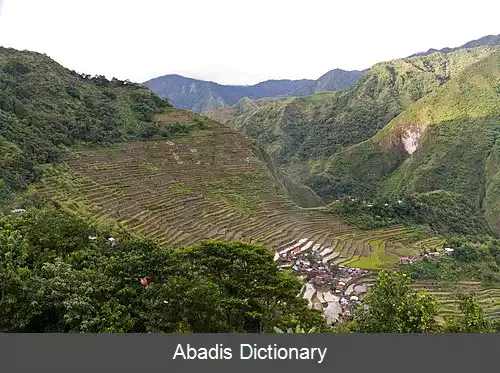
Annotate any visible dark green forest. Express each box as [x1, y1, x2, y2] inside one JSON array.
[[0, 208, 326, 333], [0, 47, 182, 200]]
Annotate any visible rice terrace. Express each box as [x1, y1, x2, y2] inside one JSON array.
[[1, 25, 499, 334], [37, 114, 432, 267], [32, 110, 492, 323]]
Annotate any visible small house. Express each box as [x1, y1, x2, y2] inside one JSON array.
[[10, 208, 26, 214], [399, 257, 413, 264]]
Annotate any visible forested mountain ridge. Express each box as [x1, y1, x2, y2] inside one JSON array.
[[211, 46, 500, 235], [319, 50, 500, 234], [409, 33, 500, 57], [218, 47, 497, 173], [144, 69, 365, 113], [0, 46, 182, 198]]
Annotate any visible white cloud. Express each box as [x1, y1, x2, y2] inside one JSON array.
[[0, 0, 498, 85]]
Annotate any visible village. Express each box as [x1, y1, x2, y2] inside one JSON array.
[[8, 207, 454, 324], [273, 240, 372, 324], [273, 237, 455, 325]]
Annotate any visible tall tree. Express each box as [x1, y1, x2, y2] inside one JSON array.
[[348, 270, 440, 333], [445, 295, 491, 333]]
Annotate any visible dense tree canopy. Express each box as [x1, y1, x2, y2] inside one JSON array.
[[347, 271, 441, 333], [0, 208, 326, 333]]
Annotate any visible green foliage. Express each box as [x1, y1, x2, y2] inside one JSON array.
[[327, 190, 489, 236], [348, 270, 440, 333], [402, 237, 500, 284], [0, 208, 327, 333], [0, 47, 172, 197], [452, 244, 479, 263], [444, 295, 492, 333]]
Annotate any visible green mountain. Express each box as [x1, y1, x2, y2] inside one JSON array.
[[216, 47, 500, 234], [0, 47, 183, 196], [220, 47, 496, 169], [144, 70, 365, 113], [0, 47, 325, 208], [409, 34, 500, 57], [322, 51, 500, 234]]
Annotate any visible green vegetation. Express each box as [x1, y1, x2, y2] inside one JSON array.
[[402, 237, 500, 284], [348, 271, 440, 332], [346, 270, 499, 332], [0, 47, 216, 203], [327, 190, 490, 236], [320, 50, 500, 234], [341, 240, 398, 270], [0, 207, 327, 333], [444, 294, 491, 333]]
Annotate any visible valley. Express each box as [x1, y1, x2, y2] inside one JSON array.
[[1, 31, 500, 332], [35, 115, 430, 269]]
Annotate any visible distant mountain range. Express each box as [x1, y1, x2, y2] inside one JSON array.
[[145, 69, 365, 113], [408, 34, 500, 57], [146, 34, 499, 113]]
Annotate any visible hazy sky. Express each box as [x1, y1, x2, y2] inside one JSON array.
[[0, 0, 498, 85]]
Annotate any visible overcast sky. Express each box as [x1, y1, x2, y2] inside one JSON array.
[[0, 0, 498, 85]]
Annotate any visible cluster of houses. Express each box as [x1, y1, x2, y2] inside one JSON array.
[[398, 247, 455, 265], [274, 242, 371, 324], [276, 246, 338, 287]]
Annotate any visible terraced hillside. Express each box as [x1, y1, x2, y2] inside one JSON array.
[[345, 275, 500, 320], [276, 226, 444, 270], [35, 119, 436, 268], [411, 280, 500, 320]]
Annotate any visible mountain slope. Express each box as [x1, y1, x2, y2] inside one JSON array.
[[34, 119, 435, 269], [321, 50, 500, 234], [409, 34, 500, 57], [145, 70, 364, 113], [219, 47, 497, 182], [0, 46, 442, 271], [0, 46, 181, 198], [315, 69, 365, 92], [0, 47, 327, 209]]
